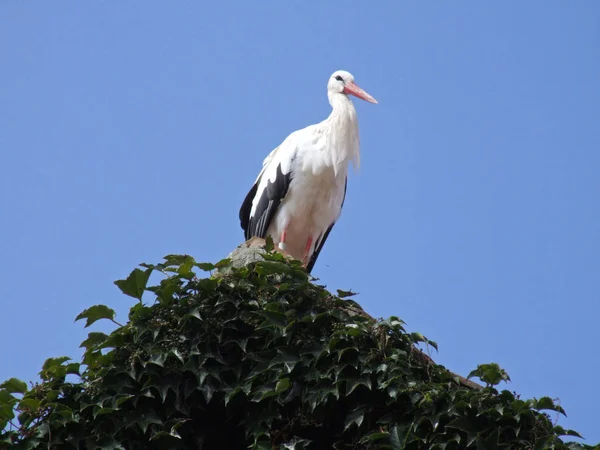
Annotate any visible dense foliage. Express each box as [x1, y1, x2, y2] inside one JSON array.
[[1, 248, 597, 449]]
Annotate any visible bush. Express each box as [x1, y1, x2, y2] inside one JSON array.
[[0, 248, 596, 449]]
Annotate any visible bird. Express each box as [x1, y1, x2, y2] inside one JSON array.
[[239, 70, 377, 273]]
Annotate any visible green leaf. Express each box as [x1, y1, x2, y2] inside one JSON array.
[[0, 378, 27, 394], [346, 375, 372, 395], [553, 425, 583, 438], [358, 432, 389, 444], [255, 310, 287, 328], [41, 356, 71, 371], [80, 332, 109, 349], [533, 396, 566, 415], [93, 407, 117, 419], [446, 416, 478, 433], [0, 389, 16, 406], [195, 262, 216, 271], [337, 289, 358, 298], [389, 425, 409, 450], [135, 409, 163, 434], [18, 398, 40, 411], [114, 394, 135, 407], [147, 353, 166, 368], [114, 267, 152, 300], [178, 258, 195, 278], [344, 408, 364, 430], [129, 303, 152, 321], [411, 332, 427, 343], [163, 254, 192, 265], [275, 378, 290, 393], [467, 363, 510, 386], [254, 261, 291, 276], [264, 235, 275, 252], [75, 305, 117, 328], [215, 258, 232, 269], [476, 428, 499, 450], [272, 348, 301, 373], [183, 307, 202, 322]]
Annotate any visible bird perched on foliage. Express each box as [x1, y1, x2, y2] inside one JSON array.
[[239, 70, 377, 273]]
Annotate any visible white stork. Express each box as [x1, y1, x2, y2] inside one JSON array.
[[239, 70, 377, 273]]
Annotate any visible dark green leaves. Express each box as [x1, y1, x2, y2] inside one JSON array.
[[80, 332, 109, 349], [114, 267, 152, 300], [344, 408, 364, 430], [75, 304, 117, 328], [468, 363, 511, 387], [264, 235, 275, 252], [337, 289, 358, 298], [39, 356, 73, 381], [531, 396, 567, 416], [41, 356, 71, 372], [0, 378, 27, 394], [0, 254, 595, 450], [195, 262, 216, 271]]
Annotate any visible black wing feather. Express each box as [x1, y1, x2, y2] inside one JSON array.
[[239, 164, 292, 240], [239, 183, 258, 237], [306, 177, 348, 273]]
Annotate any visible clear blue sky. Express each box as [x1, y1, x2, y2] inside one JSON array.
[[1, 1, 599, 443]]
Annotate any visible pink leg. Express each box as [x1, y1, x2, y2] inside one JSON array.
[[302, 236, 313, 263], [278, 229, 288, 251]]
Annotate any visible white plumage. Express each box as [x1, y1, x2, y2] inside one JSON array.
[[239, 70, 377, 272]]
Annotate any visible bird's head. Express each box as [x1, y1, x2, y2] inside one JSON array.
[[327, 70, 378, 104]]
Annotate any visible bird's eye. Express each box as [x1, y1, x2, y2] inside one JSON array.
[[335, 75, 344, 82]]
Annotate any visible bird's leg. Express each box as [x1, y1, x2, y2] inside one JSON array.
[[278, 229, 287, 252], [302, 236, 313, 265]]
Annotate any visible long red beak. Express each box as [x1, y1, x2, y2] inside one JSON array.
[[343, 82, 378, 104]]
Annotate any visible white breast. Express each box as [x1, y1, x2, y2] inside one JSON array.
[[267, 152, 347, 261]]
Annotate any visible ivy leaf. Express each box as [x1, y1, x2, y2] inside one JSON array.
[[66, 363, 81, 375], [264, 235, 275, 252], [0, 378, 27, 394], [178, 258, 195, 278], [553, 425, 582, 438], [134, 409, 163, 434], [93, 407, 117, 419], [411, 332, 428, 343], [446, 417, 479, 433], [346, 375, 372, 395], [532, 396, 566, 416], [254, 261, 291, 276], [114, 267, 152, 301], [389, 425, 410, 450], [275, 378, 290, 393], [358, 432, 388, 444], [129, 303, 152, 321], [476, 428, 499, 450], [344, 408, 364, 430], [41, 356, 71, 371], [215, 258, 231, 269], [195, 262, 216, 271], [75, 305, 116, 328], [19, 397, 39, 409], [467, 363, 510, 387], [254, 310, 287, 328], [1, 256, 592, 447], [337, 289, 358, 298], [80, 332, 109, 349], [163, 254, 192, 266]]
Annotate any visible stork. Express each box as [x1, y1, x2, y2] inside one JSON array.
[[239, 70, 377, 273]]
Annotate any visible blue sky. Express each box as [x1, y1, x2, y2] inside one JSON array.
[[1, 1, 599, 443]]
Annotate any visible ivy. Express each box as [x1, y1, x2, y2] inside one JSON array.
[[0, 252, 596, 449]]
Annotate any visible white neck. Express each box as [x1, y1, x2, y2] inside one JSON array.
[[325, 92, 361, 176]]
